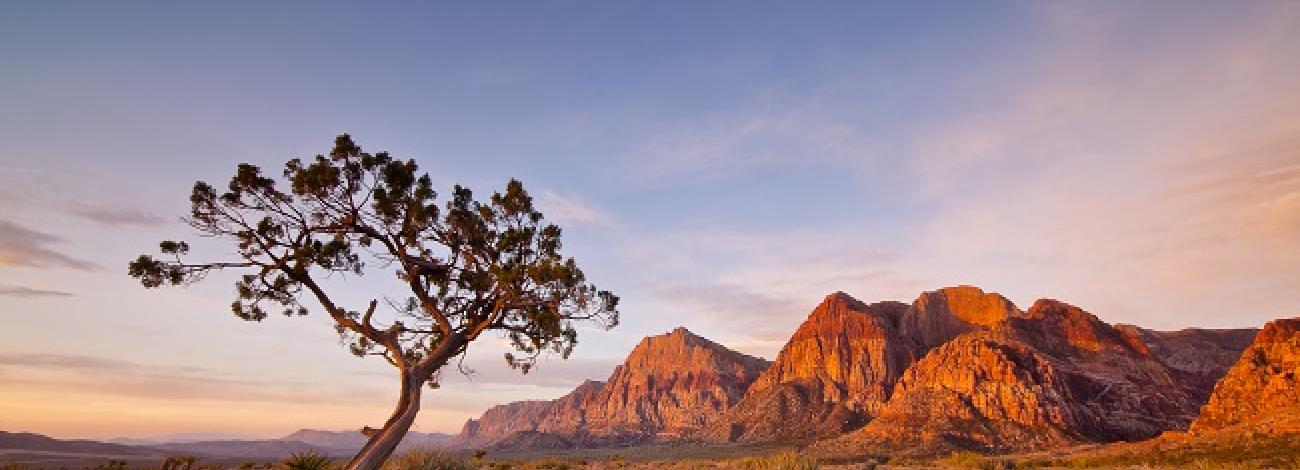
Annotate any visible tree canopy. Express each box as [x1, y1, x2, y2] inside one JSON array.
[[129, 134, 620, 386]]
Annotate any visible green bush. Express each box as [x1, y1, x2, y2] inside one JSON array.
[[383, 449, 472, 470], [281, 452, 334, 470]]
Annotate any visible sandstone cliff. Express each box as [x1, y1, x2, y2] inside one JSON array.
[[457, 327, 769, 449], [1190, 317, 1300, 434], [700, 292, 912, 442], [704, 286, 1023, 443], [817, 298, 1243, 456]]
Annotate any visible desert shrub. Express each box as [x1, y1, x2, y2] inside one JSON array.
[[281, 452, 334, 470], [734, 451, 819, 470], [94, 460, 130, 470], [384, 449, 472, 470], [941, 451, 1011, 470], [162, 455, 198, 470], [521, 459, 572, 470]]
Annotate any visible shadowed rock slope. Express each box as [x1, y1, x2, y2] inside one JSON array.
[[457, 327, 770, 449]]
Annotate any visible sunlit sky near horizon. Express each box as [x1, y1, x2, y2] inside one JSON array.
[[2, 1, 1298, 440]]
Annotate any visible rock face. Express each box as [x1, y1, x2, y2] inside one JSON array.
[[701, 292, 913, 442], [704, 286, 1027, 443], [456, 327, 769, 449], [899, 286, 1022, 351], [458, 400, 553, 448], [1190, 317, 1300, 434], [836, 332, 1083, 453], [818, 297, 1253, 455]]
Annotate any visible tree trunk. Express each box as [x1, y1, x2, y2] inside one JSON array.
[[345, 369, 423, 470]]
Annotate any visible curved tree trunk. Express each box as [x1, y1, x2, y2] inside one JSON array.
[[345, 369, 423, 470]]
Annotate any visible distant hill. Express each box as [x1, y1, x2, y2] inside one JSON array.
[[0, 429, 455, 465], [0, 431, 161, 456], [150, 439, 335, 459], [279, 429, 454, 454]]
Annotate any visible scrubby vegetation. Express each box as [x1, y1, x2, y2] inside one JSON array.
[[381, 449, 473, 470], [733, 451, 819, 470], [281, 452, 334, 470], [940, 451, 1013, 469]]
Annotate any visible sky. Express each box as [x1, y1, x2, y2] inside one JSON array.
[[1, 1, 1298, 439]]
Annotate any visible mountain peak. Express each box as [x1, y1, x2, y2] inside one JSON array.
[[917, 285, 1020, 326], [668, 326, 695, 338]]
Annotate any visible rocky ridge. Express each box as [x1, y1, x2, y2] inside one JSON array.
[[457, 327, 769, 449], [459, 286, 1266, 455]]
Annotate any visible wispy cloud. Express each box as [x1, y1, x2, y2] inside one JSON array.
[[67, 205, 167, 227], [0, 284, 73, 298], [0, 352, 384, 404], [536, 190, 614, 226], [0, 220, 99, 271]]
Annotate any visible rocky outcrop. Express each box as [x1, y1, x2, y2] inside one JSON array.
[[458, 400, 553, 448], [701, 292, 913, 442], [898, 285, 1021, 351], [456, 327, 769, 449], [826, 332, 1083, 454], [1190, 317, 1300, 434]]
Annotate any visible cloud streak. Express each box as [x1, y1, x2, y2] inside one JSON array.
[[68, 205, 167, 227], [536, 190, 613, 226], [0, 284, 74, 298], [0, 352, 383, 404], [0, 220, 99, 271]]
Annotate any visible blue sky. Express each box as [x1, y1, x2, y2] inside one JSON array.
[[2, 1, 1298, 438]]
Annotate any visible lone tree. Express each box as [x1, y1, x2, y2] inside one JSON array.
[[129, 135, 619, 470]]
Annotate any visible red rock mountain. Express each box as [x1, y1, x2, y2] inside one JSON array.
[[824, 298, 1212, 455], [457, 327, 769, 449], [700, 292, 913, 442], [1190, 317, 1300, 434], [703, 286, 1024, 443], [459, 286, 1262, 455]]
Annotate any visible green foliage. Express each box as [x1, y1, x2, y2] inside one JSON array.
[[280, 452, 334, 470], [382, 449, 472, 470], [734, 451, 819, 470], [129, 133, 618, 384]]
